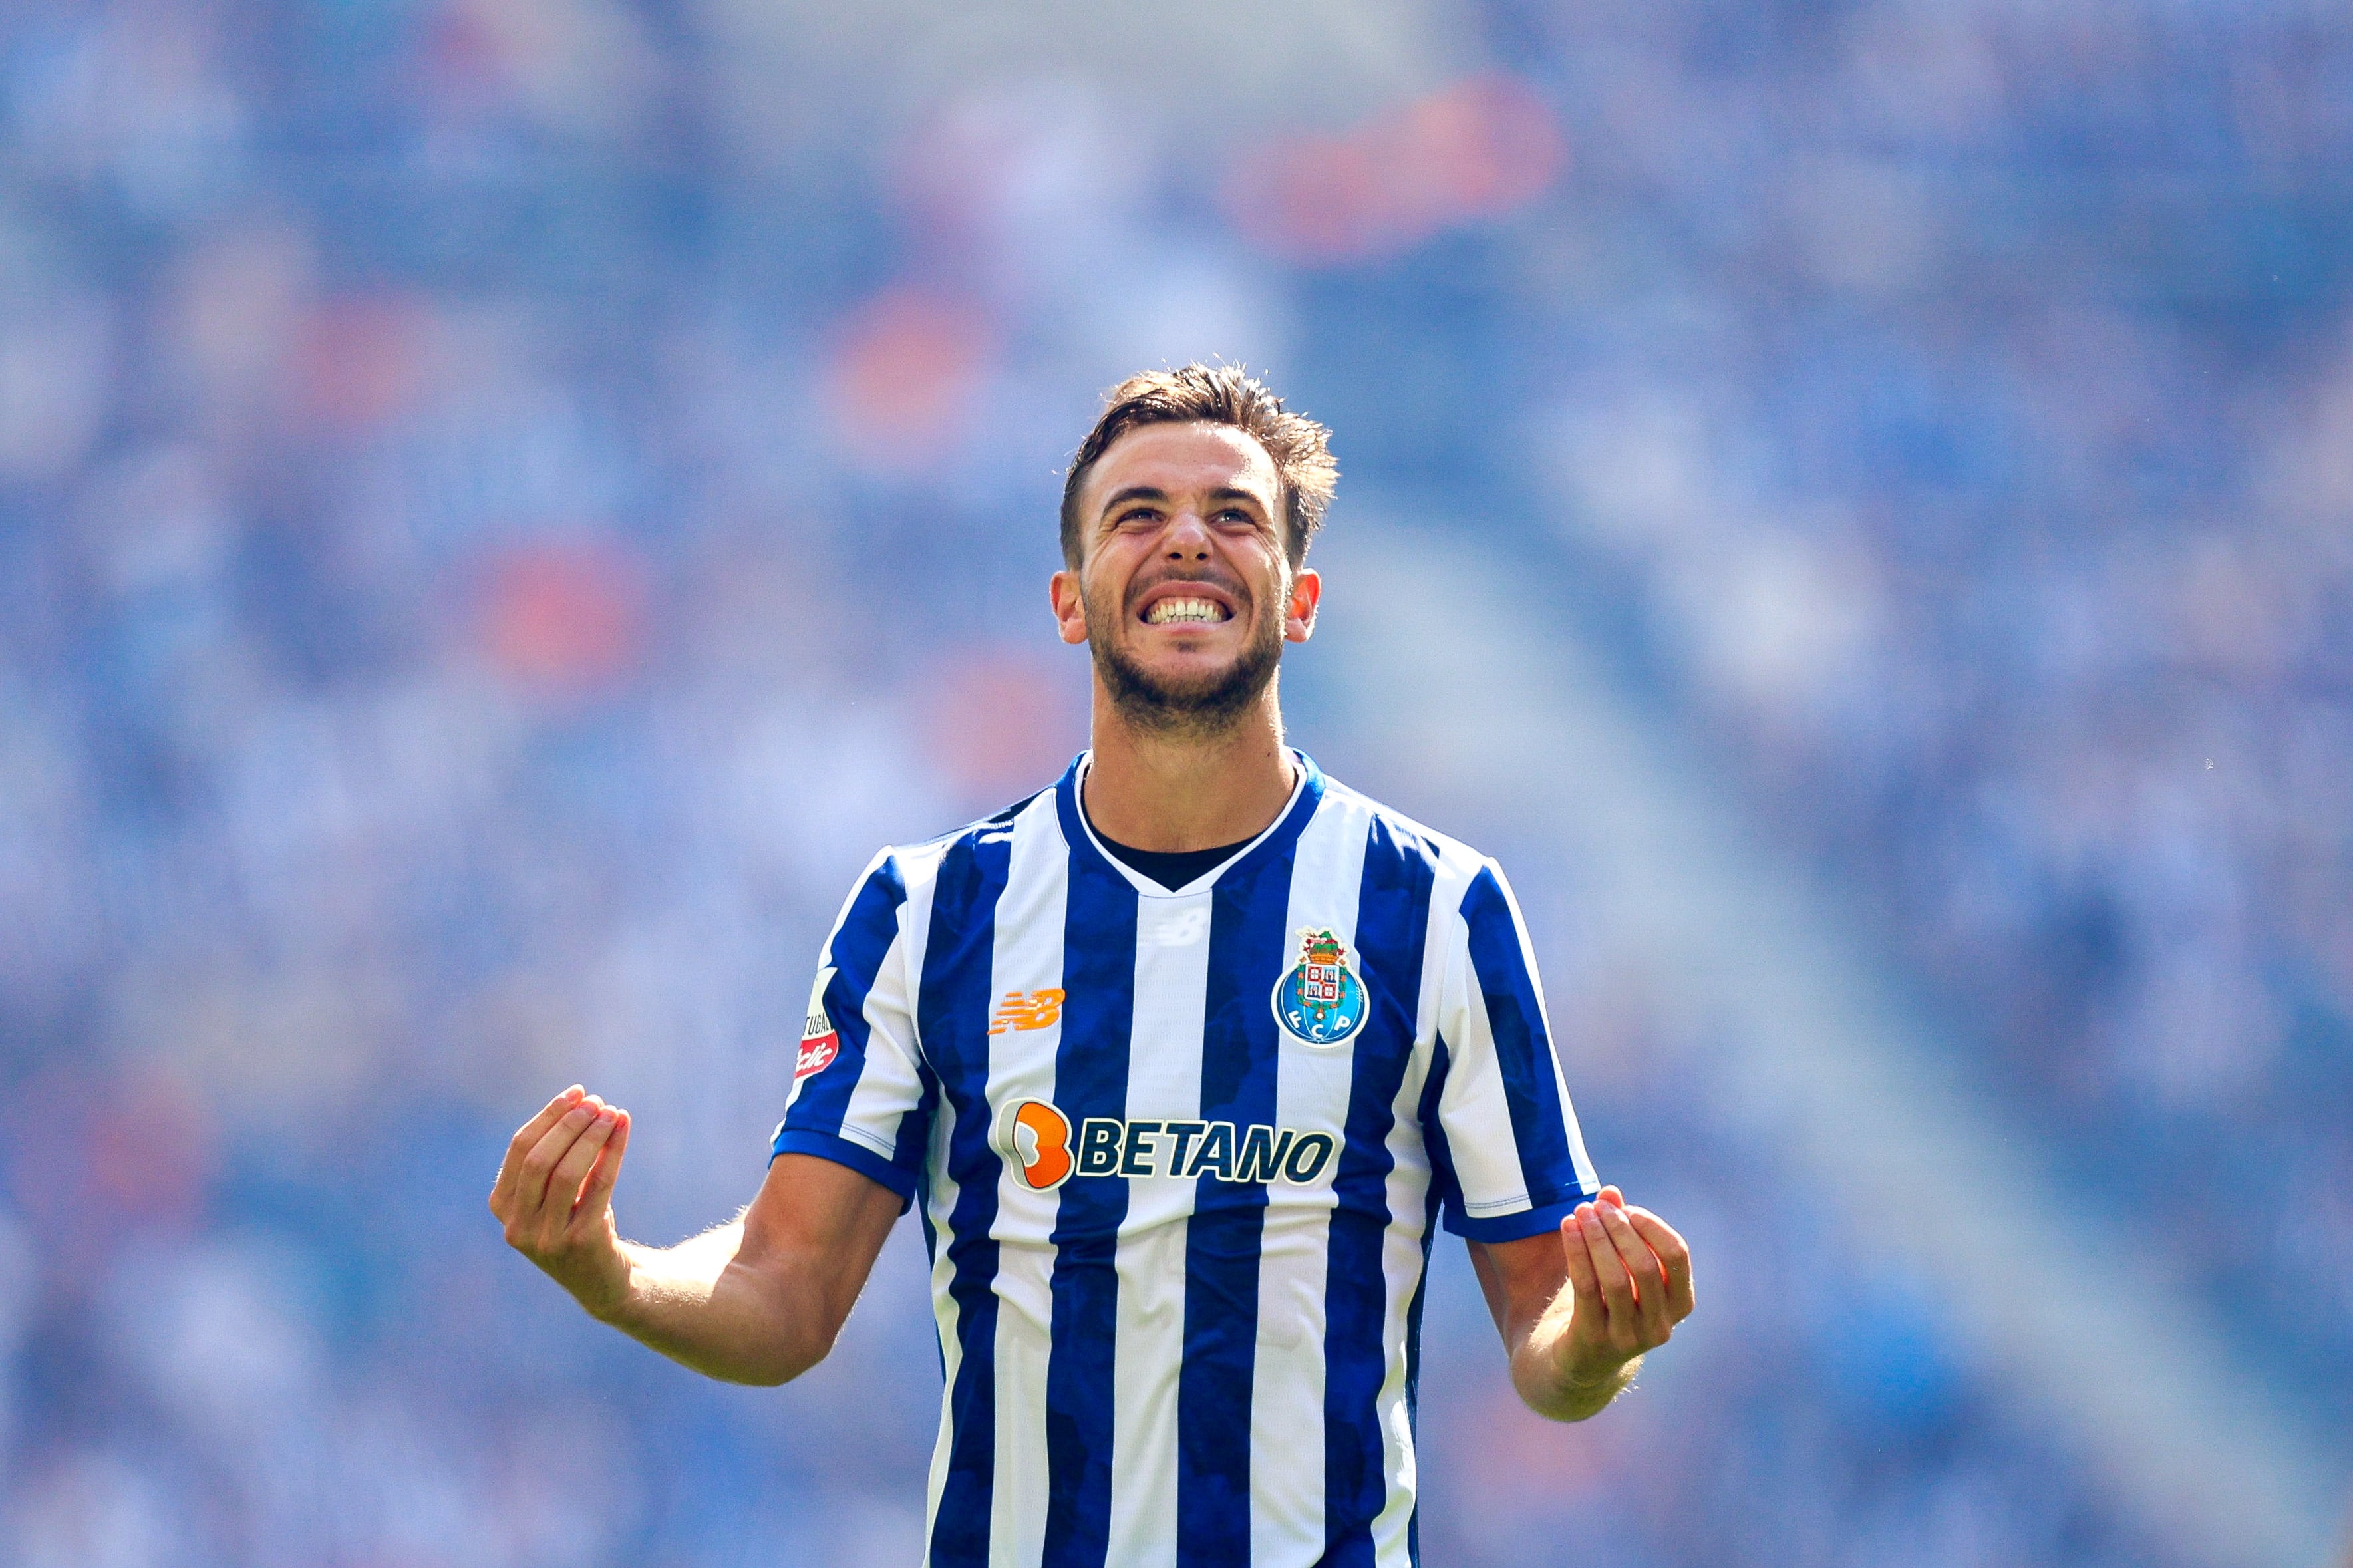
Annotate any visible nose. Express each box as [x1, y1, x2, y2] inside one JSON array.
[[1164, 509, 1211, 560]]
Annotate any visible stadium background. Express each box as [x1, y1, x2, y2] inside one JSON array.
[[1, 0, 2349, 1563]]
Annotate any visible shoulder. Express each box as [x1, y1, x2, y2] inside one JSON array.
[[1314, 774, 1495, 898], [856, 785, 1061, 903]]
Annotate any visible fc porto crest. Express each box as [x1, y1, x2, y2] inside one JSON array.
[[1272, 927, 1368, 1047]]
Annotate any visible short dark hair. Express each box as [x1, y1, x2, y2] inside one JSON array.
[[1060, 365, 1338, 569]]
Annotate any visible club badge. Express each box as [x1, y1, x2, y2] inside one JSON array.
[[1271, 927, 1368, 1047]]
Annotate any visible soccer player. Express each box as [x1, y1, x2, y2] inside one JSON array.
[[491, 365, 1695, 1565]]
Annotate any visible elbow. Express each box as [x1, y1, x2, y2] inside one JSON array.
[[1511, 1372, 1588, 1423], [1519, 1385, 1605, 1424], [712, 1349, 817, 1388], [730, 1364, 800, 1389], [730, 1317, 845, 1388], [725, 1338, 827, 1388], [705, 1259, 852, 1386]]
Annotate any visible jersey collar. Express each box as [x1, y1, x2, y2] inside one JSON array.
[[1054, 748, 1327, 899]]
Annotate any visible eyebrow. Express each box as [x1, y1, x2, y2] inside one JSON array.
[[1098, 486, 1170, 516], [1097, 484, 1273, 519]]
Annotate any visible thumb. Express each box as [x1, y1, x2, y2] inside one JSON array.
[[1597, 1185, 1625, 1210]]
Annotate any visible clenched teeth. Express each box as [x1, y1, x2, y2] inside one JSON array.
[[1144, 597, 1230, 625]]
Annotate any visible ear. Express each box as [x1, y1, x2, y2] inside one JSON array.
[[1283, 567, 1321, 644], [1049, 568, 1090, 646]]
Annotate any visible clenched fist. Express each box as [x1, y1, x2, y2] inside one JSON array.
[[1555, 1185, 1693, 1382], [489, 1085, 633, 1319]]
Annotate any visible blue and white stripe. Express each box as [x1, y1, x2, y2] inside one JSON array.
[[774, 752, 1599, 1567]]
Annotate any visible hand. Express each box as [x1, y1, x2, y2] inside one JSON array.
[[490, 1085, 634, 1318], [1554, 1185, 1694, 1390]]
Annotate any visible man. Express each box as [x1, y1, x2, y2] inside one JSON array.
[[491, 365, 1694, 1565]]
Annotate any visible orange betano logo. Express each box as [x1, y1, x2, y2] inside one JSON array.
[[989, 988, 1065, 1035], [1004, 1100, 1075, 1189]]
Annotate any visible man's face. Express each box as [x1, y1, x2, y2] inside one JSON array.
[[1050, 422, 1321, 734]]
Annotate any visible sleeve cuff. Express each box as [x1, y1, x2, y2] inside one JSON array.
[[1442, 1191, 1593, 1242], [770, 1128, 919, 1211]]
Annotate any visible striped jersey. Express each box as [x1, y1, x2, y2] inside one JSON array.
[[774, 751, 1600, 1567]]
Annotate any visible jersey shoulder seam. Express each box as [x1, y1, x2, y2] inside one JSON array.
[[1319, 776, 1490, 874], [897, 785, 1052, 854], [869, 786, 1054, 897]]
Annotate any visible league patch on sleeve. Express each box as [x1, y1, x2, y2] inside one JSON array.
[[796, 965, 841, 1078]]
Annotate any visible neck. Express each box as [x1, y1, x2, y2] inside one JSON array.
[[1081, 677, 1296, 852]]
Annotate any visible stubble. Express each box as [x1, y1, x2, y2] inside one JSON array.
[[1085, 573, 1283, 739]]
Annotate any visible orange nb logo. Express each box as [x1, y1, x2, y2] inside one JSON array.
[[989, 988, 1065, 1035]]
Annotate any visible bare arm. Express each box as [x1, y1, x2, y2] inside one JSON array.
[[489, 1086, 903, 1386], [1466, 1185, 1695, 1422]]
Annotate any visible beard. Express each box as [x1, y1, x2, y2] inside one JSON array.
[[1086, 573, 1283, 738]]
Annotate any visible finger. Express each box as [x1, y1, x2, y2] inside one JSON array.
[[1626, 1209, 1696, 1322], [1596, 1201, 1670, 1342], [492, 1087, 585, 1209], [516, 1102, 601, 1213], [575, 1108, 631, 1225], [544, 1106, 620, 1227], [511, 1087, 587, 1158], [1597, 1185, 1625, 1209], [1577, 1204, 1639, 1347], [1558, 1207, 1604, 1310]]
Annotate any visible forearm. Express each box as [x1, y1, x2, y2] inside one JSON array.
[[1512, 1299, 1640, 1422], [593, 1221, 836, 1386], [496, 1106, 900, 1388]]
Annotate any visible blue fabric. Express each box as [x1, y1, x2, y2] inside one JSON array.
[[1448, 1195, 1586, 1243], [1404, 1035, 1452, 1568], [921, 829, 1016, 1568], [1175, 828, 1299, 1568], [784, 856, 907, 1141], [768, 1128, 917, 1203], [1459, 865, 1589, 1219], [780, 760, 1601, 1561], [1321, 814, 1439, 1564], [1040, 851, 1138, 1568]]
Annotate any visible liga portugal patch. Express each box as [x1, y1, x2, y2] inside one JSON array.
[[796, 965, 841, 1079]]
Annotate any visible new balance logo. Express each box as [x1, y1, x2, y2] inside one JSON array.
[[989, 989, 1065, 1034]]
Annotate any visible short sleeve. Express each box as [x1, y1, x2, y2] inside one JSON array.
[[772, 850, 935, 1209], [1428, 860, 1599, 1241]]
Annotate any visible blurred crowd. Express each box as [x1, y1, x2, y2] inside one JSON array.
[[1513, 0, 2353, 1440], [0, 0, 2338, 1563]]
